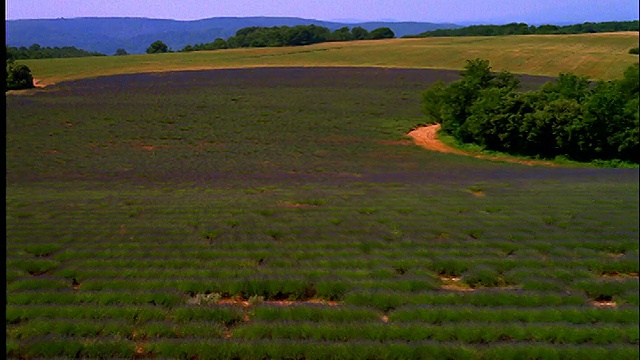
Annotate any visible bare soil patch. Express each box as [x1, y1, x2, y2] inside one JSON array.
[[591, 300, 617, 308], [407, 124, 466, 155], [600, 272, 639, 279], [33, 78, 48, 88], [217, 297, 340, 307], [440, 276, 475, 292], [441, 284, 475, 292], [278, 201, 319, 209]]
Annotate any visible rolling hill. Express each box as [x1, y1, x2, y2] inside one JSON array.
[[5, 17, 460, 55]]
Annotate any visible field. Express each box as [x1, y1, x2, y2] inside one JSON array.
[[20, 31, 640, 86], [6, 37, 640, 359]]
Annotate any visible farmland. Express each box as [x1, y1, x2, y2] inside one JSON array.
[[19, 31, 640, 86], [6, 37, 640, 359]]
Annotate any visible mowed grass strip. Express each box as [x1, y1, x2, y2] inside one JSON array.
[[16, 31, 639, 86]]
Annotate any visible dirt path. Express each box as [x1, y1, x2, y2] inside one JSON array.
[[407, 124, 467, 155], [33, 78, 48, 88], [407, 124, 557, 167]]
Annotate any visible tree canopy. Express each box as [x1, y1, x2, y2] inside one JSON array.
[[180, 25, 396, 52], [422, 59, 639, 164], [6, 44, 106, 60], [6, 59, 35, 91], [370, 27, 395, 39], [146, 40, 170, 54], [408, 20, 639, 37], [114, 48, 129, 56]]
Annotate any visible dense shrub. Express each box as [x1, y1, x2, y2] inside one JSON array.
[[422, 59, 639, 163], [629, 47, 639, 54], [6, 60, 34, 91]]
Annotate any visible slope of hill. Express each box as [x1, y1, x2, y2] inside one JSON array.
[[5, 17, 460, 55]]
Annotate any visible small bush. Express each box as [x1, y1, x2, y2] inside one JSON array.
[[462, 265, 502, 287], [343, 290, 408, 312], [173, 305, 244, 326], [6, 60, 35, 90], [23, 244, 63, 257], [573, 279, 639, 301], [629, 47, 639, 54], [15, 259, 60, 276], [81, 340, 136, 358]]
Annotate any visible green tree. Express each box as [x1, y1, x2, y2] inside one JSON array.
[[369, 27, 395, 39], [6, 59, 35, 90], [146, 40, 169, 54], [459, 87, 531, 151], [6, 46, 17, 61], [330, 27, 353, 41], [541, 72, 591, 102], [209, 38, 228, 50], [442, 59, 497, 138], [421, 59, 639, 163], [421, 80, 450, 124], [351, 26, 370, 40], [459, 58, 495, 89], [520, 97, 582, 158], [618, 63, 639, 100], [114, 48, 128, 56], [286, 26, 315, 46]]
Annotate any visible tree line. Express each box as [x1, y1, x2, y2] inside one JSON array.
[[180, 25, 395, 52], [422, 59, 639, 164], [6, 44, 106, 60], [408, 20, 639, 37]]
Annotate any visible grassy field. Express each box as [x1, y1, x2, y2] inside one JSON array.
[[19, 31, 639, 86], [6, 64, 639, 359]]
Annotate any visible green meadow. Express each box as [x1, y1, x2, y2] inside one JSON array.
[[6, 34, 640, 359]]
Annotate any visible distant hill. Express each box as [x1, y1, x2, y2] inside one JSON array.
[[5, 17, 461, 55]]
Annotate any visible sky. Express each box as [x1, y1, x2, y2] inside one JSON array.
[[5, 0, 639, 24]]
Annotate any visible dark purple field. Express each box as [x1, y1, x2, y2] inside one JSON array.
[[10, 66, 628, 188]]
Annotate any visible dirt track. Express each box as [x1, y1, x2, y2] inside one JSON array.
[[407, 124, 466, 155], [407, 124, 558, 167]]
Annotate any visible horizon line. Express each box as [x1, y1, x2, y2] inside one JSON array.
[[6, 15, 639, 26]]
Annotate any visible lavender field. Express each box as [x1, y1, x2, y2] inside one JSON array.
[[6, 67, 639, 359]]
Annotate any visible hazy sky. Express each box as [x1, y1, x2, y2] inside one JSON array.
[[5, 0, 639, 24]]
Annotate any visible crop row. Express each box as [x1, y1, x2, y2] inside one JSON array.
[[371, 305, 640, 324], [6, 338, 639, 360], [10, 249, 637, 268], [8, 255, 638, 282], [7, 319, 638, 344], [7, 319, 227, 340], [6, 304, 243, 325], [232, 320, 638, 344], [2, 260, 580, 279], [7, 276, 638, 308], [8, 303, 638, 325], [8, 235, 638, 256]]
